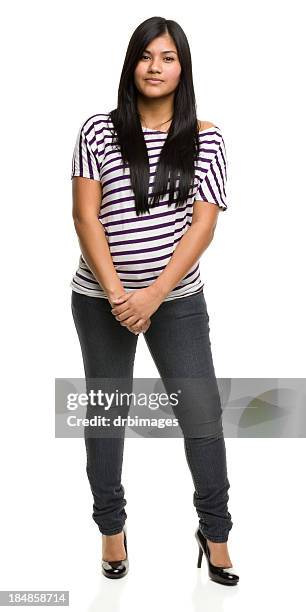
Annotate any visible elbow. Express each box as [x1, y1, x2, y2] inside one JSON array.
[[208, 221, 217, 242], [72, 215, 105, 235], [201, 224, 216, 244], [192, 219, 216, 242], [73, 216, 91, 237], [72, 216, 84, 234], [72, 214, 96, 227]]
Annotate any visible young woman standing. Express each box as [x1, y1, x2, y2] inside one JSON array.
[[70, 16, 239, 586]]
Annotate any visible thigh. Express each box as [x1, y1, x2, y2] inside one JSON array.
[[143, 290, 223, 437], [144, 290, 216, 378], [71, 291, 139, 436], [71, 290, 138, 378]]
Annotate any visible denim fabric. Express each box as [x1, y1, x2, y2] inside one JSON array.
[[71, 288, 233, 542]]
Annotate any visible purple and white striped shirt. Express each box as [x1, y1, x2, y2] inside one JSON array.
[[70, 112, 228, 301]]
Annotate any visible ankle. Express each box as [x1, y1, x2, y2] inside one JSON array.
[[102, 531, 126, 562], [102, 531, 124, 540]]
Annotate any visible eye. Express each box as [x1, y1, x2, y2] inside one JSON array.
[[141, 54, 175, 61]]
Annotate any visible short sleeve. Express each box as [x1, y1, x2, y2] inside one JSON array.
[[194, 137, 228, 211], [70, 119, 100, 181]]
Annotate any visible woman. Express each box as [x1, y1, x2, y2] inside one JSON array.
[[70, 16, 239, 586]]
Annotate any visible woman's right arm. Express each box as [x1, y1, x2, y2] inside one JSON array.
[[72, 176, 124, 302], [72, 176, 151, 333]]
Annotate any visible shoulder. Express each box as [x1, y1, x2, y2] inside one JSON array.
[[195, 120, 226, 169], [78, 113, 111, 139], [197, 120, 224, 152], [197, 120, 216, 132]]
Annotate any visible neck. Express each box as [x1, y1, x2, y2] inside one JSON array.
[[137, 94, 174, 129]]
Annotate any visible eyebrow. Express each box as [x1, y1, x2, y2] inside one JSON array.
[[144, 49, 177, 54]]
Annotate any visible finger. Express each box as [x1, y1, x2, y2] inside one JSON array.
[[110, 295, 126, 307], [111, 303, 131, 315], [114, 310, 133, 322], [126, 323, 141, 333], [130, 318, 145, 332], [120, 315, 142, 326], [112, 293, 132, 304]]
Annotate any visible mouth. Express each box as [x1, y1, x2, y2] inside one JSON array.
[[145, 78, 163, 83]]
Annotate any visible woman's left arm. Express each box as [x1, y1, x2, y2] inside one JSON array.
[[149, 201, 220, 299], [111, 201, 220, 327]]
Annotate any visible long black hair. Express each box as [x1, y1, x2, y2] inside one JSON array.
[[108, 16, 201, 217]]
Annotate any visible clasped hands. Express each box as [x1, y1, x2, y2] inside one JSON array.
[[110, 286, 163, 335]]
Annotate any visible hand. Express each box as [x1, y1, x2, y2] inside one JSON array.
[[110, 286, 163, 332], [130, 317, 152, 335], [108, 290, 152, 335]]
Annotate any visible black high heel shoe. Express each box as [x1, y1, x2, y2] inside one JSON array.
[[101, 526, 129, 579], [195, 528, 239, 586]]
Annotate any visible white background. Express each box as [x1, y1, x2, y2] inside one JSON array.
[[1, 1, 305, 610]]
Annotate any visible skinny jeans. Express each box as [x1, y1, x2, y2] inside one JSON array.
[[71, 288, 233, 542]]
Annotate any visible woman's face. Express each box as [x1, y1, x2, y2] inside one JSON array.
[[134, 34, 181, 99]]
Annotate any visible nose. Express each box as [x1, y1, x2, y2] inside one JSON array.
[[148, 59, 162, 72]]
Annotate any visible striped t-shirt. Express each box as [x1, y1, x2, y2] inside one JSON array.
[[70, 112, 228, 301]]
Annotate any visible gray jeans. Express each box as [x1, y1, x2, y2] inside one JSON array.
[[71, 288, 233, 542]]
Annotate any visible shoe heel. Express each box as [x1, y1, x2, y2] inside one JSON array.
[[194, 528, 239, 586], [101, 527, 129, 579], [197, 544, 203, 568]]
